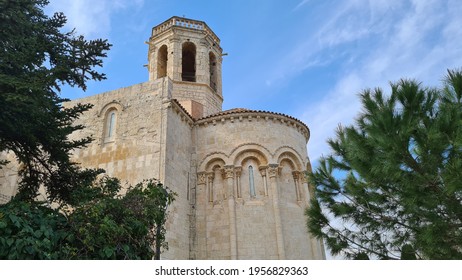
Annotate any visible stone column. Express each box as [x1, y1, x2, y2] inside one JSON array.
[[234, 166, 242, 198], [224, 165, 238, 259], [300, 172, 310, 204], [299, 171, 319, 258], [198, 41, 209, 85], [148, 44, 156, 81], [194, 172, 207, 259], [259, 166, 268, 196], [206, 172, 214, 203], [268, 164, 285, 259], [169, 36, 181, 81], [292, 171, 302, 202], [217, 56, 223, 97]]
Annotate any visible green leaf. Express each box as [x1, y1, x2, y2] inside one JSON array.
[[103, 247, 115, 258], [6, 238, 14, 247]]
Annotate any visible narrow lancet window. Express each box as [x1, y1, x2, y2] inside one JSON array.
[[104, 109, 117, 142], [249, 165, 256, 198], [108, 112, 115, 137]]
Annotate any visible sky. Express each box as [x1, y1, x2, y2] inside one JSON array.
[[45, 0, 462, 166]]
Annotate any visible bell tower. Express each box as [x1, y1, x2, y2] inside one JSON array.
[[148, 17, 224, 118]]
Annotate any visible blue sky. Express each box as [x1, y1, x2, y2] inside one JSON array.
[[46, 0, 462, 166]]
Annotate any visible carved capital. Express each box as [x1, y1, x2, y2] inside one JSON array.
[[197, 172, 206, 185], [223, 165, 234, 179], [292, 171, 300, 180], [234, 166, 242, 177], [267, 164, 279, 178], [300, 172, 308, 184], [259, 165, 268, 177], [206, 172, 214, 181]]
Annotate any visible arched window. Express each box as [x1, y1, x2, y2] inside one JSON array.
[[104, 109, 117, 142], [157, 45, 168, 78], [249, 165, 256, 198], [209, 52, 217, 91], [182, 42, 196, 82]]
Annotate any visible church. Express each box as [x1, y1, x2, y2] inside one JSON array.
[[0, 16, 325, 260]]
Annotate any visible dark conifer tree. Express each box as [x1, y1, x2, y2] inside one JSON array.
[[0, 0, 111, 204], [0, 1, 175, 259]]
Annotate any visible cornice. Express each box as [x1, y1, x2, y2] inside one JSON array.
[[195, 109, 310, 140]]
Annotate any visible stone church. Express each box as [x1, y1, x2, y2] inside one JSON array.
[[0, 17, 325, 260]]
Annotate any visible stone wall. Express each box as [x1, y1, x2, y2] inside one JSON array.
[[65, 78, 192, 259], [173, 81, 222, 118], [161, 101, 195, 259], [193, 111, 324, 259], [0, 152, 19, 204], [66, 80, 166, 184]]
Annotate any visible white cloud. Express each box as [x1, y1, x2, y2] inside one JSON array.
[[292, 0, 462, 162], [303, 74, 363, 162], [46, 0, 144, 38], [293, 0, 311, 11]]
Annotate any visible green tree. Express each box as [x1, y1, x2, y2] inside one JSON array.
[[0, 178, 175, 259], [0, 199, 71, 259], [0, 0, 176, 259], [0, 0, 110, 204], [63, 177, 175, 259], [306, 69, 462, 260]]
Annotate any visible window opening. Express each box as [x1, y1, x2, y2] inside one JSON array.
[[104, 109, 117, 142], [249, 165, 256, 198], [157, 45, 168, 78], [182, 42, 196, 82], [209, 52, 217, 91]]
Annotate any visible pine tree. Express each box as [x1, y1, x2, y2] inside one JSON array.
[[306, 69, 462, 260]]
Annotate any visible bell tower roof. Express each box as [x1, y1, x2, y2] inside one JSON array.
[[151, 16, 221, 47]]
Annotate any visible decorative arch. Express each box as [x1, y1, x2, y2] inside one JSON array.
[[230, 143, 272, 166], [198, 152, 228, 172], [99, 101, 124, 144], [157, 44, 168, 78], [200, 157, 226, 203], [274, 146, 304, 170], [182, 42, 196, 82], [275, 147, 306, 203], [279, 158, 296, 170], [231, 146, 270, 200], [235, 152, 265, 167], [98, 101, 124, 117], [206, 158, 226, 172]]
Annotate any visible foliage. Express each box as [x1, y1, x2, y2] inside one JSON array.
[[306, 69, 462, 260], [0, 0, 176, 260], [0, 199, 71, 259], [0, 0, 110, 204], [67, 178, 176, 259], [0, 177, 176, 259]]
